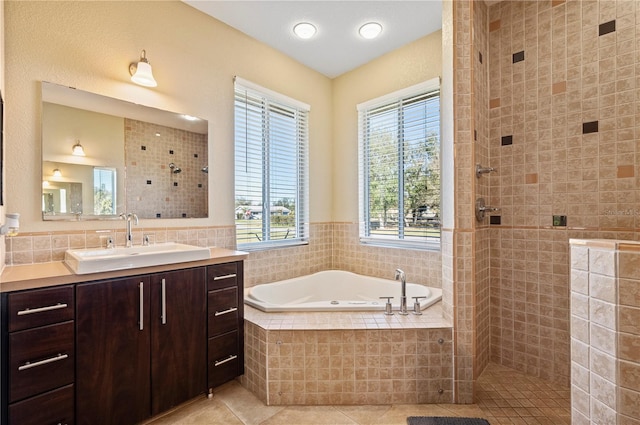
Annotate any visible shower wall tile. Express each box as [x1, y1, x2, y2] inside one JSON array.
[[124, 119, 208, 219], [487, 0, 640, 386]]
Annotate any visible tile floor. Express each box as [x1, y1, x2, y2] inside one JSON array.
[[145, 363, 571, 425]]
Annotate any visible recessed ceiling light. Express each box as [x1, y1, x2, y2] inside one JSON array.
[[359, 22, 383, 39], [182, 114, 199, 121], [293, 22, 317, 39]]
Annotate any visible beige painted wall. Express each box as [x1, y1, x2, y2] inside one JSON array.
[[4, 1, 332, 232], [331, 31, 443, 222]]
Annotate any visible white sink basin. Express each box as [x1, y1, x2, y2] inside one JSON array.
[[64, 242, 211, 274]]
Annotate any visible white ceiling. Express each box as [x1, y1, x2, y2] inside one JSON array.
[[183, 1, 442, 78]]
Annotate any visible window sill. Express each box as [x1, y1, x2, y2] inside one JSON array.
[[359, 237, 441, 252], [238, 239, 309, 252]]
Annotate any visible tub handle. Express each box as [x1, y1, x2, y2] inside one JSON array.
[[213, 274, 237, 281], [215, 307, 238, 316]]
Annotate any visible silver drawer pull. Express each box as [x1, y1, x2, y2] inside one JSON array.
[[18, 353, 68, 371], [214, 307, 238, 316], [17, 303, 68, 316], [213, 274, 236, 281], [214, 355, 237, 367]]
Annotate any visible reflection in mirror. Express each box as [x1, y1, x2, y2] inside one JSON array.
[[41, 81, 208, 220]]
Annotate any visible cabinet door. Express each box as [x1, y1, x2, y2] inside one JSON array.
[[150, 268, 206, 416], [76, 276, 151, 425]]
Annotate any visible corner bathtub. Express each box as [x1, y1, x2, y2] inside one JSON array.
[[244, 270, 442, 312]]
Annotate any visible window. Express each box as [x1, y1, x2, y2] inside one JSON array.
[[93, 167, 116, 215], [358, 78, 441, 250], [234, 77, 309, 250]]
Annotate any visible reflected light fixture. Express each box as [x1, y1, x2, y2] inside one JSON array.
[[293, 22, 317, 39], [72, 140, 85, 156], [359, 22, 383, 39], [129, 49, 158, 87], [52, 168, 62, 177]]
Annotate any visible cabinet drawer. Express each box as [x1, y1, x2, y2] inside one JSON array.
[[8, 285, 74, 332], [9, 384, 74, 425], [9, 321, 75, 402], [208, 330, 239, 388], [208, 287, 238, 337], [207, 263, 238, 291]]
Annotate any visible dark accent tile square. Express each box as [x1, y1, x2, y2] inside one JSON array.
[[582, 121, 599, 134], [194, 153, 198, 158], [553, 215, 567, 227], [599, 20, 616, 36], [501, 135, 513, 146], [141, 145, 146, 150], [474, 130, 477, 141], [479, 52, 483, 64], [169, 150, 174, 155], [156, 213, 161, 218], [490, 216, 501, 225], [182, 213, 187, 218], [146, 180, 152, 185], [173, 182, 178, 187], [198, 183, 202, 188], [512, 51, 525, 63]]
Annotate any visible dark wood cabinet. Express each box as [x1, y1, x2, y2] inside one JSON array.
[[76, 268, 207, 424], [0, 285, 75, 425], [1, 259, 244, 425], [76, 276, 151, 425], [150, 268, 206, 415], [207, 262, 244, 392]]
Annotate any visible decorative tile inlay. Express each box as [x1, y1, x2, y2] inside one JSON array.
[[582, 121, 599, 134], [489, 20, 500, 32], [552, 81, 567, 95], [512, 51, 525, 63], [489, 98, 500, 109], [479, 51, 483, 64], [525, 173, 538, 184], [489, 216, 501, 225], [617, 165, 634, 179], [599, 20, 616, 36], [501, 135, 513, 146]]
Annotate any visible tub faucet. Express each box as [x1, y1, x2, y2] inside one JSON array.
[[120, 212, 138, 247], [395, 269, 408, 315]]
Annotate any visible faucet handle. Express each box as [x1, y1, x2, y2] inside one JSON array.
[[412, 296, 427, 315], [379, 296, 394, 316]]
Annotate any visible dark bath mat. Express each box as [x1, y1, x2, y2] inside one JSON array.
[[407, 417, 490, 425]]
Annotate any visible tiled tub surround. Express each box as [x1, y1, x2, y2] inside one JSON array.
[[570, 239, 640, 424], [241, 304, 453, 406]]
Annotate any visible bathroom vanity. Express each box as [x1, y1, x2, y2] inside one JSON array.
[[0, 248, 246, 425]]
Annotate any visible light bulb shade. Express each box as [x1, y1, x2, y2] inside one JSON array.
[[131, 60, 157, 87], [293, 22, 317, 39], [1, 213, 20, 236], [359, 22, 383, 39], [53, 168, 62, 177], [72, 141, 85, 156]]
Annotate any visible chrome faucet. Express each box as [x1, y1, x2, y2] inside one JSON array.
[[119, 212, 138, 247], [395, 269, 408, 315]]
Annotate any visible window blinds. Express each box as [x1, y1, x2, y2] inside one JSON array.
[[234, 77, 309, 249], [358, 78, 441, 248]]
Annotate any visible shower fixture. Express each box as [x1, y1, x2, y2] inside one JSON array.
[[168, 163, 182, 174], [475, 163, 496, 178], [201, 166, 208, 173], [475, 198, 500, 221]]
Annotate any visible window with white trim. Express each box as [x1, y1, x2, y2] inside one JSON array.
[[358, 78, 441, 250], [234, 77, 309, 250]]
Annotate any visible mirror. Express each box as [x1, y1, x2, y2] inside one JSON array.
[[41, 81, 209, 220]]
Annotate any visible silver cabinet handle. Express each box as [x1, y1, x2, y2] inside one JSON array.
[[161, 278, 167, 325], [139, 282, 144, 331], [213, 274, 236, 281], [18, 353, 68, 371], [214, 307, 238, 317], [17, 303, 67, 316], [214, 355, 237, 367]]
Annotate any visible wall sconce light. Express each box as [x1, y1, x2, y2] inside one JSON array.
[[0, 213, 20, 236], [52, 168, 62, 177], [129, 50, 158, 87], [72, 140, 85, 156]]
